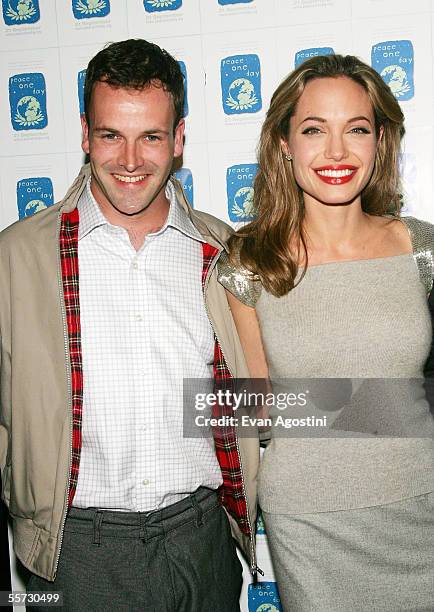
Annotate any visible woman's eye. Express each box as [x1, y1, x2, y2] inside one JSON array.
[[350, 127, 371, 134], [301, 127, 322, 135]]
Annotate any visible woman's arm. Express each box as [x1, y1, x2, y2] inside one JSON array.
[[225, 289, 268, 378]]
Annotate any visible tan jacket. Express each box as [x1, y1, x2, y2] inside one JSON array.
[[0, 165, 259, 581]]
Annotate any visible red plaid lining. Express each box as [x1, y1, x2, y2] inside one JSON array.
[[201, 243, 251, 537], [60, 210, 83, 507], [59, 221, 250, 535]]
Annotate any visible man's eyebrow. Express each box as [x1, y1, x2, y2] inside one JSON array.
[[142, 129, 170, 135], [93, 127, 120, 134], [93, 127, 170, 135]]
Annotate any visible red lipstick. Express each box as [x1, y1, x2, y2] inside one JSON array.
[[314, 165, 357, 185]]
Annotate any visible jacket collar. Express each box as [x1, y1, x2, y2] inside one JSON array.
[[77, 176, 204, 244], [60, 164, 229, 252]]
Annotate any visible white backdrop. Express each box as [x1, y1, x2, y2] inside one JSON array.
[[1, 1, 434, 610]]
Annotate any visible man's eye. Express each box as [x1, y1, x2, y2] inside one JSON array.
[[145, 135, 160, 142], [102, 133, 118, 140]]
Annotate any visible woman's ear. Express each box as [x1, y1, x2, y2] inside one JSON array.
[[377, 125, 384, 146], [280, 137, 290, 157]]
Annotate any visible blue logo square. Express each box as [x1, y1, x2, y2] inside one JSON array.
[[294, 47, 334, 68], [256, 508, 265, 535], [371, 40, 414, 101], [9, 72, 48, 131], [178, 60, 188, 118], [2, 0, 40, 25], [221, 54, 262, 115], [174, 168, 193, 207], [218, 0, 253, 4], [72, 0, 110, 20], [16, 177, 54, 219], [227, 163, 258, 222], [248, 581, 283, 612], [143, 0, 181, 12], [77, 69, 86, 115]]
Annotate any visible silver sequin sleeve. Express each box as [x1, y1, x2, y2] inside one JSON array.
[[401, 216, 434, 294], [217, 250, 262, 307]]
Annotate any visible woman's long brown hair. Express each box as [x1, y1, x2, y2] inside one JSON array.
[[228, 54, 405, 297]]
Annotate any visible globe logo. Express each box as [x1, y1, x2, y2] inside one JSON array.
[[221, 54, 262, 115], [145, 0, 179, 8], [380, 65, 410, 98], [4, 0, 38, 21], [257, 605, 279, 612], [14, 95, 44, 127], [74, 0, 108, 16], [233, 186, 255, 219], [226, 78, 258, 111], [24, 199, 47, 216]]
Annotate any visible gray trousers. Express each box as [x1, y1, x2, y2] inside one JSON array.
[[27, 488, 243, 612]]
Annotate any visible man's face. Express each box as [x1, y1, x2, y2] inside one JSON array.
[[81, 81, 184, 220]]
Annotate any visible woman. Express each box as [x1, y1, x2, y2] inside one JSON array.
[[218, 55, 434, 611]]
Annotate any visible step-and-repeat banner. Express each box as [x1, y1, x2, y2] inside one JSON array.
[[1, 1, 434, 610]]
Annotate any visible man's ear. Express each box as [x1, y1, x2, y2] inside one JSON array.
[[174, 118, 185, 158], [81, 114, 90, 155]]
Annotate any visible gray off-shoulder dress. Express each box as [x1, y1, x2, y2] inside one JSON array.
[[218, 216, 434, 612]]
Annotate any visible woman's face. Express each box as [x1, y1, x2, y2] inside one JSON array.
[[285, 76, 382, 209]]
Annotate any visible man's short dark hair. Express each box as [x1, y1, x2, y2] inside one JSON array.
[[84, 38, 184, 129]]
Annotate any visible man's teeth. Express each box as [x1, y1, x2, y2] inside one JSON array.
[[317, 169, 354, 178], [113, 174, 146, 183]]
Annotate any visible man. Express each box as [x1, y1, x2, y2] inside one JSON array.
[[0, 39, 259, 611]]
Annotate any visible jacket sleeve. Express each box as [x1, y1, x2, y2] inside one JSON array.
[[0, 241, 10, 483], [424, 288, 434, 417]]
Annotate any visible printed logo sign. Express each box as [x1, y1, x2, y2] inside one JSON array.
[[16, 177, 54, 219], [178, 61, 189, 117], [371, 40, 414, 100], [218, 0, 253, 4], [248, 582, 282, 612], [9, 72, 47, 131], [72, 0, 110, 20], [256, 509, 265, 535], [221, 54, 262, 115], [294, 46, 334, 68], [174, 168, 193, 207], [2, 0, 40, 24], [143, 0, 182, 12], [77, 69, 86, 115], [227, 163, 258, 222]]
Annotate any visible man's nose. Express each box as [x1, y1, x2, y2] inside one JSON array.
[[119, 142, 143, 172]]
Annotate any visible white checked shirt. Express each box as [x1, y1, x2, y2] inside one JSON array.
[[73, 179, 223, 511]]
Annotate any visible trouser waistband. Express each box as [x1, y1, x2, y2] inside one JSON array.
[[67, 487, 219, 544]]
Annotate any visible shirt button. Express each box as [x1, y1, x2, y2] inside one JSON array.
[[132, 262, 138, 270], [142, 479, 150, 486], [134, 314, 143, 322]]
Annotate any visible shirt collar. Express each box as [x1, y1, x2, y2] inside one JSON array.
[[77, 177, 204, 243]]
